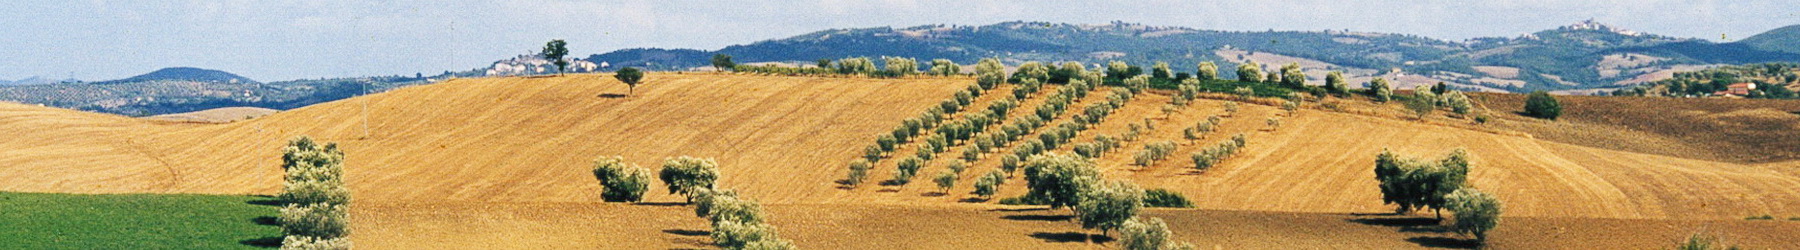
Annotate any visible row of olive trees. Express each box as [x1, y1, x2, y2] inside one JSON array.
[[1130, 140, 1179, 166], [1190, 134, 1247, 172], [277, 136, 353, 249], [1182, 115, 1223, 140], [1373, 149, 1502, 243]]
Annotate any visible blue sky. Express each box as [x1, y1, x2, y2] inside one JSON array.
[[1, 0, 1795, 81]]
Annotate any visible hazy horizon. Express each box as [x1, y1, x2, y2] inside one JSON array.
[[2, 0, 1795, 82]]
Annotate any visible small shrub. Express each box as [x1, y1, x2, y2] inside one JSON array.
[[1233, 87, 1255, 100], [1266, 117, 1281, 131], [1223, 102, 1240, 116], [947, 161, 968, 175], [279, 203, 349, 239], [706, 195, 765, 225], [692, 189, 740, 218], [1524, 91, 1562, 120], [1445, 188, 1502, 243], [1143, 189, 1195, 208], [961, 146, 981, 162], [711, 220, 777, 249], [1119, 217, 1195, 250], [279, 180, 351, 206], [281, 235, 351, 250], [1675, 233, 1737, 250]]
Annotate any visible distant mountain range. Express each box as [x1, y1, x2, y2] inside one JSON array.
[[588, 21, 1800, 92], [0, 76, 76, 86], [0, 67, 430, 116]]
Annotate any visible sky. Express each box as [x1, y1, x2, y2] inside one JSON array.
[[1, 0, 1795, 82]]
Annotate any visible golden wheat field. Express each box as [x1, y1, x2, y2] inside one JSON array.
[[3, 73, 1798, 249]]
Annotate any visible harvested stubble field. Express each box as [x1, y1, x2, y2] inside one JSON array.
[[2, 73, 1798, 248]]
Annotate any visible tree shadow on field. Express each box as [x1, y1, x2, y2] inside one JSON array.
[[959, 197, 989, 203], [1345, 217, 1440, 227], [251, 216, 280, 226], [1002, 214, 1073, 221], [598, 93, 628, 98], [240, 236, 283, 248], [1399, 225, 1449, 233], [921, 192, 947, 197], [633, 202, 689, 207], [1029, 232, 1112, 243], [245, 195, 282, 207], [1406, 236, 1481, 249], [662, 229, 710, 236], [987, 207, 1049, 212]]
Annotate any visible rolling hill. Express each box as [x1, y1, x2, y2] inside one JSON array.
[[3, 74, 1798, 248], [1737, 24, 1800, 54], [95, 67, 259, 85], [589, 21, 1800, 92]]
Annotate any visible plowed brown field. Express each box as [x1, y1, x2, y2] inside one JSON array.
[[4, 74, 1797, 248]]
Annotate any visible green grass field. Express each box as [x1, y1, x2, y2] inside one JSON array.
[[0, 192, 281, 249]]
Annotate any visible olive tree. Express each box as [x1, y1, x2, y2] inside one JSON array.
[[1016, 61, 1051, 83], [1373, 149, 1471, 217], [1120, 217, 1196, 250], [893, 156, 924, 184], [1325, 71, 1348, 95], [934, 169, 958, 193], [1446, 188, 1502, 243], [845, 159, 872, 187], [1442, 90, 1473, 115], [1151, 61, 1173, 79], [592, 156, 652, 202], [615, 67, 645, 95], [1195, 61, 1218, 81], [1076, 180, 1143, 236], [1279, 63, 1305, 88], [1023, 153, 1101, 209], [928, 59, 961, 76], [973, 169, 1005, 199], [711, 54, 736, 72], [1367, 78, 1393, 102], [1236, 61, 1263, 83], [975, 58, 1008, 89], [883, 56, 918, 77], [659, 156, 721, 203]]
